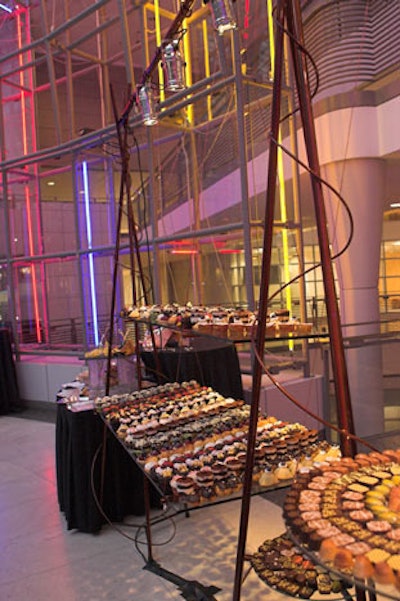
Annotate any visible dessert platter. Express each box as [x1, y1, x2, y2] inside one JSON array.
[[120, 302, 313, 343], [250, 532, 352, 598], [95, 380, 340, 505], [281, 450, 400, 595]]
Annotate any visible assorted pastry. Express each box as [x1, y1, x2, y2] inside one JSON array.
[[284, 450, 400, 589], [84, 337, 136, 359], [120, 302, 313, 342], [251, 533, 350, 598], [95, 380, 340, 504]]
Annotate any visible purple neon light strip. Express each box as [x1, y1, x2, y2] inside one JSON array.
[[82, 160, 100, 347]]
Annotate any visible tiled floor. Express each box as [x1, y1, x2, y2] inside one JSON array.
[[0, 414, 291, 601], [3, 412, 400, 601]]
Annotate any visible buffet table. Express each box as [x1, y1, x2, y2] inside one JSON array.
[[141, 338, 243, 400], [0, 327, 20, 414], [56, 404, 159, 533]]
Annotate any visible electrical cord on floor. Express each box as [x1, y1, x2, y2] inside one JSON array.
[[90, 442, 178, 550], [90, 442, 143, 540], [90, 443, 221, 600]]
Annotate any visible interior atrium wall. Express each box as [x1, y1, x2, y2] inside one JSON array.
[[0, 0, 399, 354]]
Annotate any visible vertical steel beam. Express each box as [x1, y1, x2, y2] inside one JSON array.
[[96, 6, 111, 127], [0, 73, 19, 350], [287, 0, 356, 456], [144, 126, 159, 304], [64, 0, 76, 139], [39, 0, 63, 145], [116, 0, 136, 87], [232, 1, 287, 598], [232, 27, 254, 310]]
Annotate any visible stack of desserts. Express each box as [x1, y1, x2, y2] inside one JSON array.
[[95, 380, 340, 505], [120, 303, 313, 342], [283, 450, 400, 590]]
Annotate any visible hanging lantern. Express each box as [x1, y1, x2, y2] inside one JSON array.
[[162, 42, 186, 92], [138, 83, 159, 126], [205, 0, 237, 35]]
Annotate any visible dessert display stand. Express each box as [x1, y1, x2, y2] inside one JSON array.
[[93, 378, 349, 600], [80, 1, 380, 598], [95, 378, 400, 601], [233, 1, 360, 599]]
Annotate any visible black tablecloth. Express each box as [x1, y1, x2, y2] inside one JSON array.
[[0, 328, 20, 414], [56, 404, 159, 533], [141, 339, 244, 400]]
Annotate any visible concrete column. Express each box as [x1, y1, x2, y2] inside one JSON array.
[[322, 158, 386, 438]]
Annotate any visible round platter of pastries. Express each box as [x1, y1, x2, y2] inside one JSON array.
[[283, 449, 400, 592], [95, 380, 340, 505], [251, 532, 351, 598]]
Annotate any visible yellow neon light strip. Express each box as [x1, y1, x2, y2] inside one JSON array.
[[183, 13, 193, 125], [153, 0, 164, 102], [202, 19, 212, 121], [267, 0, 293, 347], [144, 3, 175, 20], [143, 4, 150, 66]]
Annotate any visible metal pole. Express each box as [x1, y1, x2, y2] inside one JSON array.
[[287, 60, 310, 375], [286, 0, 356, 456], [39, 0, 63, 145], [232, 2, 287, 598], [232, 28, 255, 310], [105, 85, 128, 395], [145, 126, 160, 304], [143, 476, 154, 562], [116, 0, 135, 87]]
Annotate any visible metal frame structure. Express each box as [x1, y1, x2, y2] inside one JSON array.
[[233, 2, 356, 598], [1, 1, 300, 354]]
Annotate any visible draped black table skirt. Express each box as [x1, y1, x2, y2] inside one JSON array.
[[0, 327, 20, 415], [56, 404, 159, 533], [141, 338, 244, 400]]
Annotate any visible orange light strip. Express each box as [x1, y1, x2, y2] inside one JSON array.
[[17, 8, 42, 342], [170, 249, 198, 255], [218, 248, 241, 254]]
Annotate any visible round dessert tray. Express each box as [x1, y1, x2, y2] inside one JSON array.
[[283, 450, 400, 600]]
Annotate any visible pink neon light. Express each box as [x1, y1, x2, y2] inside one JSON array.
[[17, 8, 42, 343], [243, 0, 250, 39], [26, 7, 48, 342]]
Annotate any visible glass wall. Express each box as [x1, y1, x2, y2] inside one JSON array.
[[1, 0, 399, 356]]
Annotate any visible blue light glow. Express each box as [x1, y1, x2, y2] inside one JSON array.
[[0, 3, 12, 13], [82, 161, 100, 347]]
